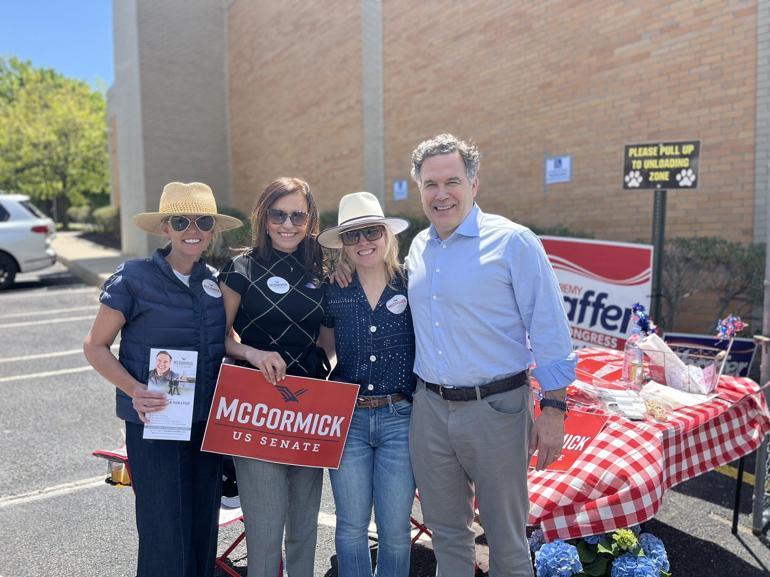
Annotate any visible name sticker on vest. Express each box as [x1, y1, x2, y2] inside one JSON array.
[[202, 279, 222, 298], [386, 294, 408, 314], [267, 276, 291, 294]]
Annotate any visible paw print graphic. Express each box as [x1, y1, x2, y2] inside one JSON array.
[[676, 169, 696, 187], [624, 170, 643, 188]]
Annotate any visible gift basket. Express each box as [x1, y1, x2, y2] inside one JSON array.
[[638, 315, 746, 395], [642, 335, 728, 395]]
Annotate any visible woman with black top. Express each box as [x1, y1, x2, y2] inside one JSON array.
[[218, 177, 326, 577]]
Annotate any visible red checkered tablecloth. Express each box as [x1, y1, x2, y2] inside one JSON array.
[[528, 348, 770, 541]]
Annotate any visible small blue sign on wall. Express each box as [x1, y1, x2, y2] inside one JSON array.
[[545, 155, 572, 184], [393, 179, 408, 202]]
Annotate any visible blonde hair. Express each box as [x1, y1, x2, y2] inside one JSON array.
[[338, 226, 404, 284]]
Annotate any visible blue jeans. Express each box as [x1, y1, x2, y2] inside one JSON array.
[[125, 421, 222, 577], [329, 399, 416, 577]]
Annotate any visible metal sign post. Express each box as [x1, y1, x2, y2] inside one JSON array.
[[650, 190, 667, 324], [750, 173, 770, 534]]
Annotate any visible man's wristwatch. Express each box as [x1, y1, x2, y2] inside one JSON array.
[[539, 398, 568, 413]]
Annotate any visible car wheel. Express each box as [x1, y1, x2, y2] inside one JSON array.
[[0, 252, 18, 290]]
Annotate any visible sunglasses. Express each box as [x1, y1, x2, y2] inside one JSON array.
[[267, 208, 309, 227], [167, 215, 216, 233], [340, 226, 385, 246]]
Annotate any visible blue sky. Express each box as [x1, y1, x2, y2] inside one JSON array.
[[0, 1, 113, 88]]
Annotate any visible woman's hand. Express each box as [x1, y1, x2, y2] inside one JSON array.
[[246, 348, 286, 385], [131, 384, 169, 424]]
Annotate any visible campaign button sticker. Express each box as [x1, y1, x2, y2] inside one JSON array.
[[202, 279, 222, 298], [386, 294, 407, 314], [267, 276, 290, 294]]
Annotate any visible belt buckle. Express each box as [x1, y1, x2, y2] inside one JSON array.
[[439, 384, 454, 399]]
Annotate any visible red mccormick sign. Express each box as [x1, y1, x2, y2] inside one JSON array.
[[202, 364, 359, 468], [541, 237, 653, 351]]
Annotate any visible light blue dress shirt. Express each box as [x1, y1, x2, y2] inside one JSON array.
[[406, 204, 576, 391]]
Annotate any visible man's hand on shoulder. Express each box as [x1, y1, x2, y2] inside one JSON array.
[[328, 260, 353, 288]]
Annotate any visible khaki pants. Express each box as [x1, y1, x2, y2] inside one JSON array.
[[409, 380, 534, 577]]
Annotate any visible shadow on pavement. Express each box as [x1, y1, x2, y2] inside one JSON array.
[[671, 459, 755, 513], [4, 268, 84, 292], [646, 518, 770, 577]]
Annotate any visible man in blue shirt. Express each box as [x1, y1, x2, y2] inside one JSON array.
[[406, 134, 577, 577]]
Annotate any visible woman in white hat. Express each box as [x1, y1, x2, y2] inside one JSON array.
[[83, 182, 241, 577], [218, 177, 328, 577], [317, 192, 416, 577]]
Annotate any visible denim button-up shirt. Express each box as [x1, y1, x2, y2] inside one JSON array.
[[322, 273, 416, 397]]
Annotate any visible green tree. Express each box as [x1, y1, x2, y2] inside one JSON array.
[[0, 57, 109, 228]]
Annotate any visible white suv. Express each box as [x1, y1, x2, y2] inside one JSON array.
[[0, 194, 57, 289]]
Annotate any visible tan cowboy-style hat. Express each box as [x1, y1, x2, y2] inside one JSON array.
[[318, 191, 409, 249], [133, 182, 242, 235]]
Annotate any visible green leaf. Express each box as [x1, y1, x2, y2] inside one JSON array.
[[576, 540, 597, 563], [581, 556, 609, 576], [596, 541, 614, 555]]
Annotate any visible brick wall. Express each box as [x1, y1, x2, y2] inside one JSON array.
[[381, 0, 757, 245], [228, 0, 364, 215]]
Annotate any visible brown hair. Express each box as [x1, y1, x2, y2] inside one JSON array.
[[249, 177, 322, 275]]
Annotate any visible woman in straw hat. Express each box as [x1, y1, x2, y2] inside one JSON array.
[[84, 182, 241, 577], [218, 177, 328, 577], [316, 192, 416, 577]]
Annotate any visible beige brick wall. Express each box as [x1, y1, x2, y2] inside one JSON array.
[[228, 0, 364, 215], [230, 1, 757, 242], [227, 1, 759, 330], [380, 0, 757, 245]]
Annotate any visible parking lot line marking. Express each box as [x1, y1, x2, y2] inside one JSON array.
[[0, 286, 96, 300], [0, 344, 117, 364], [715, 464, 756, 486], [0, 315, 95, 329], [0, 475, 106, 509], [0, 365, 93, 383], [0, 305, 97, 319]]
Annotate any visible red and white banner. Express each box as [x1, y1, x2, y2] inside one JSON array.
[[201, 364, 359, 468], [541, 236, 653, 351]]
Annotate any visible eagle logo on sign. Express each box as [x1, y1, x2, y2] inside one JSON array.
[[276, 386, 308, 403]]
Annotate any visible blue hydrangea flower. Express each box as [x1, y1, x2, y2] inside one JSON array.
[[534, 540, 583, 577], [529, 528, 546, 554], [610, 553, 658, 577], [639, 532, 670, 572], [583, 533, 604, 545]]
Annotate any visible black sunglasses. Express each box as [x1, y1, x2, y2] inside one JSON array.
[[267, 208, 309, 227], [167, 215, 216, 233], [340, 226, 385, 246]]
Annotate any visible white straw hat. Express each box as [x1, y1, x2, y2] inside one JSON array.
[[317, 192, 409, 249], [133, 182, 242, 235]]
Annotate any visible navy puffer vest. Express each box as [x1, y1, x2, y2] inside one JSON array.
[[99, 248, 227, 424]]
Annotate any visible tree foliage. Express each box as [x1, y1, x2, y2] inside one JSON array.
[[0, 57, 109, 225], [661, 236, 765, 331]]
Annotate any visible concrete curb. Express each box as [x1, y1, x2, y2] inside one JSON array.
[[56, 253, 113, 289]]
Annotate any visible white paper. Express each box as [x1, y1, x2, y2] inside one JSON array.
[[571, 380, 647, 420], [639, 380, 714, 410], [143, 348, 197, 441]]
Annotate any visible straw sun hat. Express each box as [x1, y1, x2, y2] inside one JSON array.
[[133, 182, 242, 235], [318, 191, 409, 249]]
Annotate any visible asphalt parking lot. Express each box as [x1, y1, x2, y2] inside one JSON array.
[[0, 264, 768, 577]]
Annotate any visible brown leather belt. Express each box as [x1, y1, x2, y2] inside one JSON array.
[[356, 393, 406, 408], [421, 372, 528, 401]]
